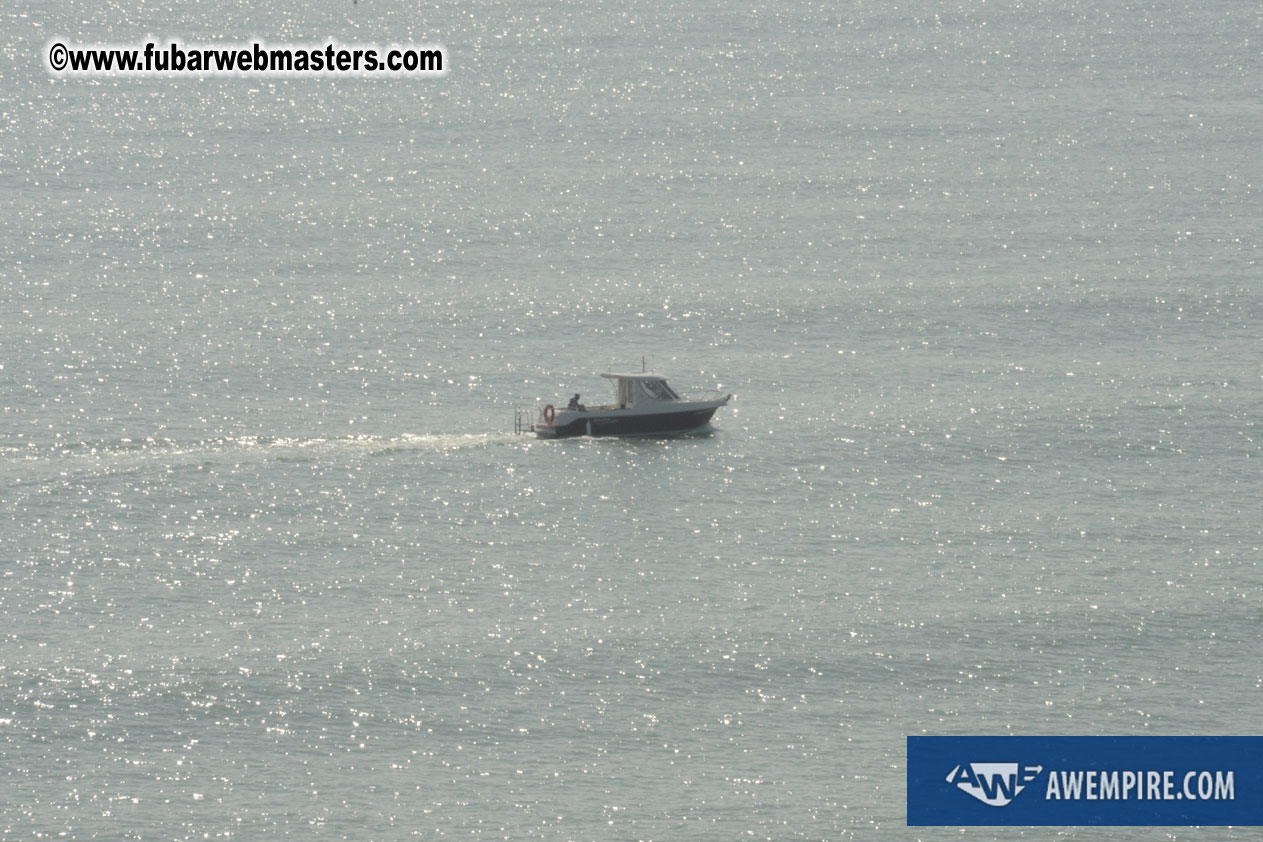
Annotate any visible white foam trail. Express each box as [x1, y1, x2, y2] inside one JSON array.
[[1, 432, 525, 488]]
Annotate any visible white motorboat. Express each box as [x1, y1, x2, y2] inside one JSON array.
[[516, 372, 732, 438]]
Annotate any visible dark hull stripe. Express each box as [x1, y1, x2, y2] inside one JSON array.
[[543, 407, 719, 438]]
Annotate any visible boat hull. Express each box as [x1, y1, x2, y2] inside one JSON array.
[[539, 405, 722, 438]]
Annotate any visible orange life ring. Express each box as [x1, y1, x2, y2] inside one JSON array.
[[543, 404, 555, 425]]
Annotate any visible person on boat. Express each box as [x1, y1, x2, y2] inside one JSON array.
[[568, 394, 586, 411]]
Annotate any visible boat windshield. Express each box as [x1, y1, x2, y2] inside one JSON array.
[[641, 380, 680, 401]]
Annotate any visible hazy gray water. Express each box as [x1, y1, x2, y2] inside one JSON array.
[[2, 0, 1260, 838]]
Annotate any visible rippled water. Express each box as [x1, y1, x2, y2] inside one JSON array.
[[3, 0, 1261, 838]]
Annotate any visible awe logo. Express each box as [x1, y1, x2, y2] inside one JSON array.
[[946, 762, 1044, 806]]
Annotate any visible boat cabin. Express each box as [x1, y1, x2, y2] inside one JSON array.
[[601, 372, 681, 408]]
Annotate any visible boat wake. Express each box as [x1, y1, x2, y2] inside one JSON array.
[[1, 432, 523, 489]]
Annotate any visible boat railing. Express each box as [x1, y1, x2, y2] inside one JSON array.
[[678, 388, 729, 403]]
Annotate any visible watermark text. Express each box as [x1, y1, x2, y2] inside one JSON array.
[[46, 40, 446, 77]]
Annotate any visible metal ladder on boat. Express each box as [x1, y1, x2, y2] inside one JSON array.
[[513, 407, 535, 435]]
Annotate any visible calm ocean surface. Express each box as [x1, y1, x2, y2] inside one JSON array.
[[2, 0, 1260, 838]]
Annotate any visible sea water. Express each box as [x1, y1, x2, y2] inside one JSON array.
[[1, 0, 1260, 838]]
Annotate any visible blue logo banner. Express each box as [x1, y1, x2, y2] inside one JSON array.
[[908, 736, 1263, 826]]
